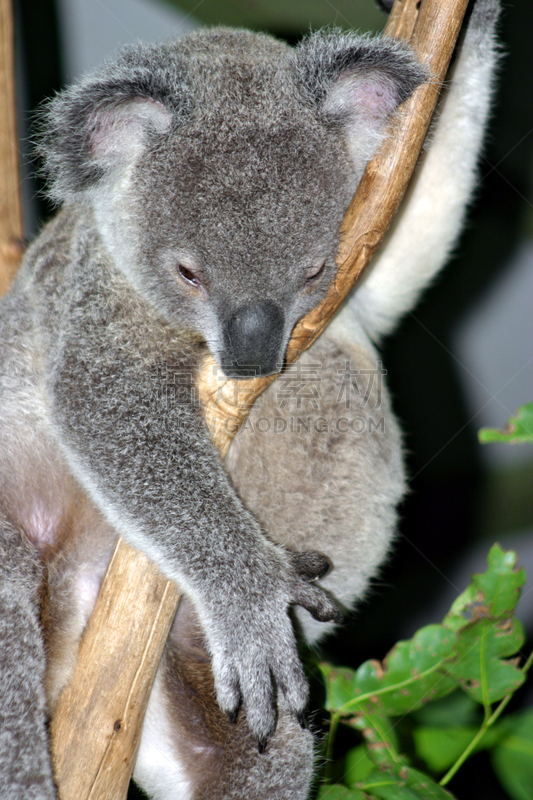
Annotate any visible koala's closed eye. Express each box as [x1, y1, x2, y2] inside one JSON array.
[[177, 263, 205, 291]]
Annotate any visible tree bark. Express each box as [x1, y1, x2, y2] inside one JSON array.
[[0, 0, 24, 294], [50, 540, 181, 800]]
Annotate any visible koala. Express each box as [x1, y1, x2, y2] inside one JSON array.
[[0, 1, 500, 798]]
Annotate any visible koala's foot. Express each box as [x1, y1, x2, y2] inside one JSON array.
[[134, 597, 315, 800], [199, 546, 340, 745]]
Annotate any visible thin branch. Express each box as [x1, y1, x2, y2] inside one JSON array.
[[0, 0, 24, 295]]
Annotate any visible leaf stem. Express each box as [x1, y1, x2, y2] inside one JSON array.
[[479, 625, 492, 723], [440, 649, 533, 787], [323, 712, 341, 784]]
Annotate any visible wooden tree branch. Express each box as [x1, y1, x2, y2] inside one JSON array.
[[0, 0, 24, 294], [50, 541, 180, 800], [27, 0, 466, 796]]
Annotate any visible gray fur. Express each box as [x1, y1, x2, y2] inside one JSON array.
[[0, 4, 499, 798], [0, 516, 57, 799]]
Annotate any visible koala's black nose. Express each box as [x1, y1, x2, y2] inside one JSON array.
[[222, 301, 285, 378]]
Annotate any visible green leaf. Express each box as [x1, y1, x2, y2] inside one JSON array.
[[319, 663, 359, 712], [316, 785, 368, 800], [413, 725, 501, 773], [361, 766, 456, 799], [444, 544, 525, 625], [478, 546, 526, 617], [348, 710, 403, 766], [441, 545, 526, 704], [319, 547, 528, 794], [321, 547, 526, 718], [361, 774, 421, 800], [413, 727, 477, 772], [446, 617, 525, 703], [321, 625, 457, 718], [478, 403, 533, 444], [492, 710, 533, 800], [410, 690, 480, 728], [345, 745, 375, 786]]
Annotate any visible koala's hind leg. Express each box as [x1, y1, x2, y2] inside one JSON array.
[[0, 513, 57, 800], [133, 597, 314, 800]]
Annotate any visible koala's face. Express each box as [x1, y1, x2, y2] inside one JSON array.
[[129, 111, 356, 378], [41, 28, 427, 377]]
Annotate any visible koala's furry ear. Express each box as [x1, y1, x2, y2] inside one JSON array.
[[37, 45, 191, 205], [294, 31, 428, 165]]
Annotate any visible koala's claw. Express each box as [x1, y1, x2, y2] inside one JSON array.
[[227, 708, 239, 725], [258, 737, 268, 754], [297, 710, 309, 730]]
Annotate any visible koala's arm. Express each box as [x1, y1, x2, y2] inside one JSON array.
[[0, 515, 57, 800], [349, 0, 501, 340], [44, 251, 338, 744]]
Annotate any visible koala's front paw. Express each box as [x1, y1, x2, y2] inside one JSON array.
[[206, 548, 340, 746]]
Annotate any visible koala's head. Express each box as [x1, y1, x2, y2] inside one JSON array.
[[40, 28, 426, 378]]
